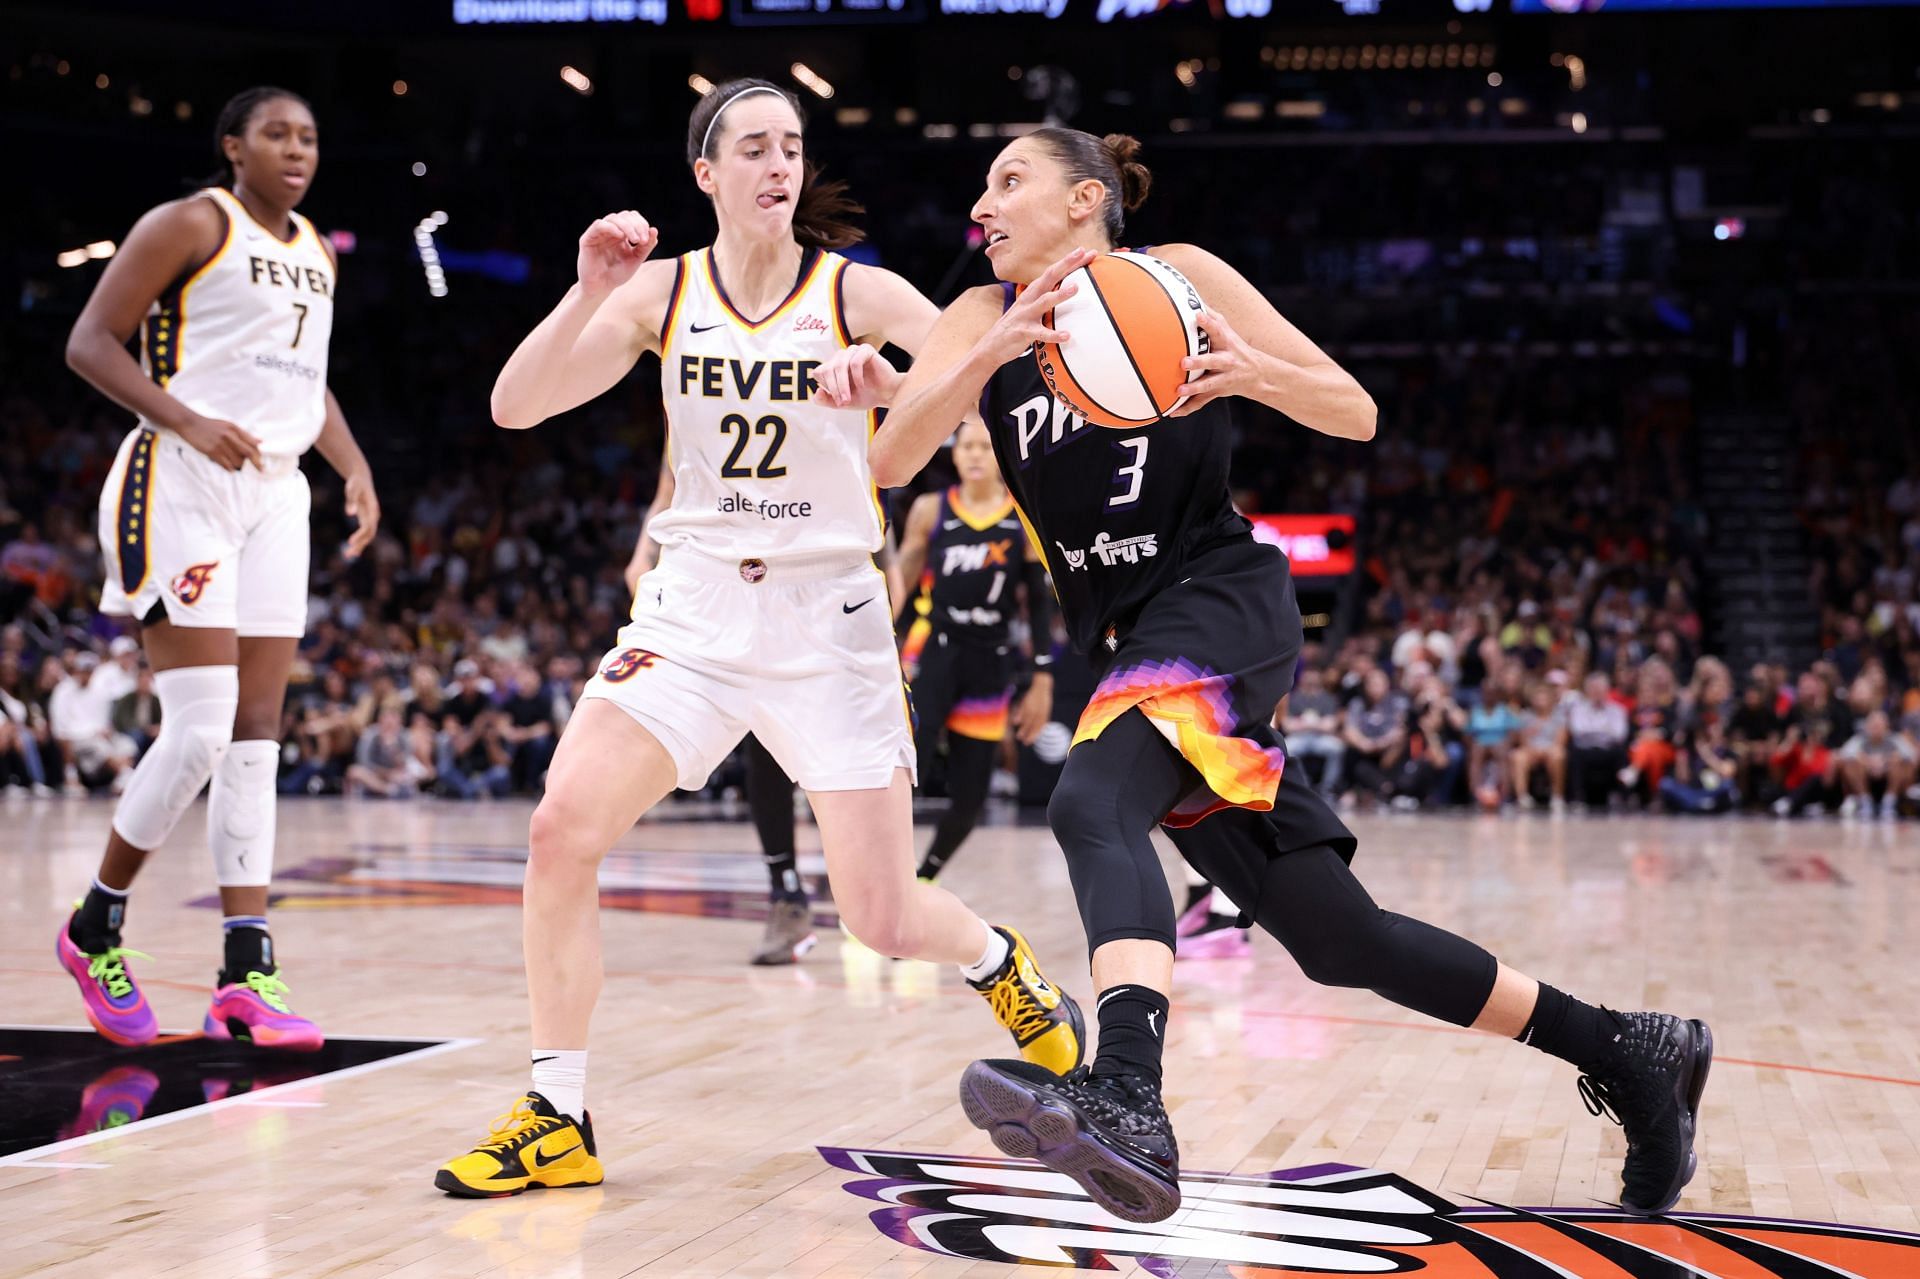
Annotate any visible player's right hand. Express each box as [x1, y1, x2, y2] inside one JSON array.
[[178, 412, 264, 472], [578, 211, 658, 294], [979, 248, 1094, 366]]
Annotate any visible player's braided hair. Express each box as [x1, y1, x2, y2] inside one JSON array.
[[202, 86, 311, 189], [686, 78, 864, 250]]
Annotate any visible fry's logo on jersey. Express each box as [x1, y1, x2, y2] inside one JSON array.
[[822, 1147, 1920, 1275], [940, 540, 1012, 576], [172, 562, 219, 605], [1054, 532, 1158, 572]]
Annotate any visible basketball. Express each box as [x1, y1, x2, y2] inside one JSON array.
[[1034, 251, 1207, 430]]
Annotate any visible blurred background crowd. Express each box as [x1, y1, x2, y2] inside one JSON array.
[[4, 2, 1916, 818]]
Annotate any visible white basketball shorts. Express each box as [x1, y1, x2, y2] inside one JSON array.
[[581, 547, 915, 793], [97, 426, 311, 638]]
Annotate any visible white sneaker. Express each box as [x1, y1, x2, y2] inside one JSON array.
[[1617, 766, 1641, 789], [1839, 796, 1860, 820], [1549, 796, 1567, 815], [1518, 794, 1538, 811], [1877, 795, 1897, 821], [1772, 797, 1794, 818]]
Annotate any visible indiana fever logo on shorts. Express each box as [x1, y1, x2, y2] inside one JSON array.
[[601, 648, 663, 683], [172, 562, 219, 606], [821, 1147, 1920, 1275]]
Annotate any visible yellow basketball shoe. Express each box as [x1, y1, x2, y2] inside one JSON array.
[[435, 1092, 604, 1198], [969, 926, 1085, 1075]]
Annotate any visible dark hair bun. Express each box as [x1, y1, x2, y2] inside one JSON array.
[[1101, 133, 1152, 212]]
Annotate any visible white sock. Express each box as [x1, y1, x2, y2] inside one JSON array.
[[959, 923, 1011, 983], [530, 1049, 587, 1120]]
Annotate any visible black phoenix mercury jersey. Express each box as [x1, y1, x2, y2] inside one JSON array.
[[979, 286, 1251, 654]]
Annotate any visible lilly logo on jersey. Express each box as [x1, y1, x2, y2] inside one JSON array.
[[1054, 531, 1158, 572], [792, 314, 829, 336], [173, 562, 219, 605], [940, 540, 1012, 576], [823, 1146, 1920, 1275]]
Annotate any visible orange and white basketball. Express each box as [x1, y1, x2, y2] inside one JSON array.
[[1033, 251, 1207, 430]]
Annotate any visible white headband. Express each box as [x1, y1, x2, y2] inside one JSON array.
[[700, 86, 789, 161]]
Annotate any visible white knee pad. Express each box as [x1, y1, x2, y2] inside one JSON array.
[[111, 665, 238, 850], [211, 739, 279, 887]]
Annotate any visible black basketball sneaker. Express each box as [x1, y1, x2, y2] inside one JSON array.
[[959, 1059, 1180, 1223], [1577, 1011, 1714, 1215]]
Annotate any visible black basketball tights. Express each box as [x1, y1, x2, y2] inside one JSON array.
[[1050, 709, 1500, 1028], [916, 734, 999, 881]]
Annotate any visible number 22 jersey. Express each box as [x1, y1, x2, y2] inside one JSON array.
[[647, 247, 885, 564]]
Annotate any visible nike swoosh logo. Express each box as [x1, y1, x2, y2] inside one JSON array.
[[532, 1144, 581, 1167], [842, 599, 874, 614], [688, 322, 725, 334], [942, 520, 963, 531]]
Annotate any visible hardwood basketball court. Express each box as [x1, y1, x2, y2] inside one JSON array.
[[3, 796, 1916, 1277]]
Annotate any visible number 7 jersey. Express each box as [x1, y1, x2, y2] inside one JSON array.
[[648, 246, 885, 563], [139, 187, 334, 459]]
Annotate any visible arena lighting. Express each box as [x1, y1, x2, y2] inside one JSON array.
[[174, 100, 191, 120], [412, 161, 428, 176], [559, 65, 593, 95], [86, 240, 115, 259], [894, 106, 917, 125], [835, 107, 870, 126], [688, 73, 715, 95], [790, 62, 833, 100], [1565, 54, 1586, 91], [393, 79, 409, 95], [921, 122, 957, 138], [1175, 60, 1197, 89], [1571, 111, 1588, 133], [95, 73, 108, 89], [1488, 71, 1503, 86], [415, 217, 448, 298], [56, 249, 88, 269]]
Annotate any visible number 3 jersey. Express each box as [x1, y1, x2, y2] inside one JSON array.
[[647, 247, 884, 564], [139, 187, 334, 459], [980, 283, 1250, 654]]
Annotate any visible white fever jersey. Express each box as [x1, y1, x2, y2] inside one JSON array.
[[647, 247, 883, 563], [139, 186, 334, 459]]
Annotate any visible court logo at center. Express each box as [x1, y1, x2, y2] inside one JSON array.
[[821, 1146, 1920, 1275]]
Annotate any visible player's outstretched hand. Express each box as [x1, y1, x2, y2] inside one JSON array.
[[577, 211, 658, 294], [810, 344, 901, 411], [978, 248, 1095, 366]]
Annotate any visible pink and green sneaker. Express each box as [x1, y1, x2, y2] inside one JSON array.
[[204, 970, 325, 1053], [56, 917, 158, 1047]]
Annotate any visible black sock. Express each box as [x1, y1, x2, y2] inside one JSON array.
[[746, 739, 804, 902], [71, 880, 129, 951], [220, 918, 274, 985], [1517, 983, 1627, 1070], [1091, 985, 1171, 1086]]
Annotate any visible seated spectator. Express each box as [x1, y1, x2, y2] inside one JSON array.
[[1399, 673, 1467, 809], [347, 707, 433, 798], [1280, 667, 1345, 796], [48, 652, 136, 792], [1836, 710, 1915, 820], [1771, 672, 1852, 817], [0, 650, 53, 794], [1617, 659, 1680, 803], [1341, 668, 1407, 809], [111, 667, 162, 759], [500, 662, 558, 792], [1727, 682, 1783, 806], [437, 659, 512, 799], [281, 670, 359, 795], [1565, 672, 1630, 807], [1466, 668, 1525, 809], [1511, 680, 1568, 811], [1659, 719, 1740, 815]]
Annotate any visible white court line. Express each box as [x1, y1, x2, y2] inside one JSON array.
[[0, 1029, 481, 1169], [8, 1161, 110, 1170], [229, 1099, 328, 1108]]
